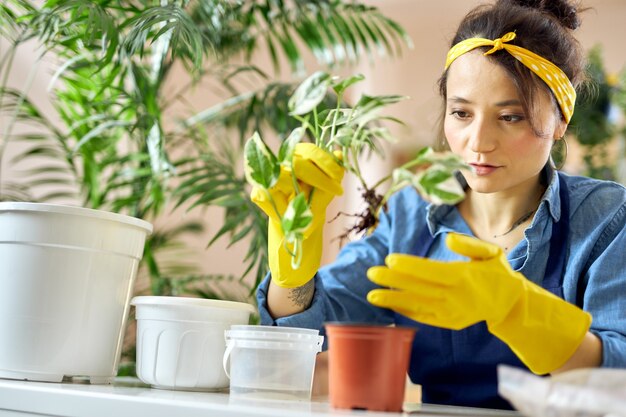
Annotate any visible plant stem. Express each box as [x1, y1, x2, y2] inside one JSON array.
[[349, 145, 369, 190], [378, 188, 396, 214], [293, 114, 312, 138], [345, 121, 372, 190], [290, 235, 303, 270], [313, 107, 320, 146], [370, 155, 429, 190], [264, 188, 283, 222], [328, 92, 343, 149], [289, 164, 301, 196], [282, 233, 298, 260]]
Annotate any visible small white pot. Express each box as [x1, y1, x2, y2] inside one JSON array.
[[132, 296, 255, 391]]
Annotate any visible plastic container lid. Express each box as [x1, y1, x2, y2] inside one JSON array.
[[131, 296, 256, 323], [226, 325, 320, 344], [131, 296, 256, 314], [225, 325, 323, 353], [0, 202, 152, 233]]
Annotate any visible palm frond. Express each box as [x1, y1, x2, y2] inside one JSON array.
[[174, 139, 269, 290], [131, 220, 217, 298], [25, 0, 119, 65], [0, 1, 35, 41], [0, 88, 59, 133], [123, 4, 205, 70], [181, 67, 342, 148], [166, 274, 257, 316], [187, 0, 253, 60], [0, 182, 35, 202], [183, 81, 301, 144], [241, 0, 413, 73]]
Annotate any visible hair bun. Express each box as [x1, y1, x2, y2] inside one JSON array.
[[504, 0, 581, 30]]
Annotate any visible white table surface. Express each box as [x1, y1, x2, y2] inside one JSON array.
[[0, 378, 521, 417]]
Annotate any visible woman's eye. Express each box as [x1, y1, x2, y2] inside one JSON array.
[[500, 114, 524, 122], [450, 110, 469, 119]]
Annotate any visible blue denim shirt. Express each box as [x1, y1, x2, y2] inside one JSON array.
[[257, 171, 626, 368]]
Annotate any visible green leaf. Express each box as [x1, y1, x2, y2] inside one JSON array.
[[391, 168, 414, 189], [72, 120, 132, 154], [278, 127, 304, 165], [327, 11, 358, 63], [182, 91, 256, 128], [350, 95, 407, 128], [314, 8, 346, 63], [354, 13, 386, 57], [276, 22, 304, 74], [243, 131, 280, 190], [319, 108, 351, 128], [414, 166, 466, 206], [389, 149, 469, 205], [281, 193, 313, 235], [414, 148, 471, 171], [123, 4, 205, 71], [288, 71, 332, 116], [332, 73, 365, 96], [333, 126, 355, 147], [209, 210, 250, 247], [291, 7, 330, 65]]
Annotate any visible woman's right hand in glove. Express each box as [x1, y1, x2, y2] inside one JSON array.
[[251, 143, 344, 288]]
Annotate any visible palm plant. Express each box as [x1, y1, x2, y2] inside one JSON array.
[[568, 46, 617, 180], [0, 0, 411, 297]]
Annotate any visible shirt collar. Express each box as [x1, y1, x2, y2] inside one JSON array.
[[426, 168, 563, 233], [541, 168, 562, 222]]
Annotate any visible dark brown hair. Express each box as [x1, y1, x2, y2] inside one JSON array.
[[436, 0, 588, 146]]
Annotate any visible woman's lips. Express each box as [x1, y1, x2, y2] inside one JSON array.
[[470, 163, 500, 175]]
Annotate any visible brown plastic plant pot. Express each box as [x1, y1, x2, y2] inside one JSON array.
[[324, 323, 416, 412]]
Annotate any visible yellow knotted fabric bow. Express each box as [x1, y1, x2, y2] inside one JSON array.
[[445, 32, 576, 124]]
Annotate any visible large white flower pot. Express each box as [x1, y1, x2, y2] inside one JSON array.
[[0, 203, 152, 384]]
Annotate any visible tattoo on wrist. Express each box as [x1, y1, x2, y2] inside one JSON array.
[[288, 279, 315, 308]]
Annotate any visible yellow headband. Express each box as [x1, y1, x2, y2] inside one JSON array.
[[445, 32, 576, 124]]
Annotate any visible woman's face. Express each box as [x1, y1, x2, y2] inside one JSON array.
[[444, 51, 566, 195]]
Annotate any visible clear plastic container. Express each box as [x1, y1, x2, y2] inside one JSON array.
[[224, 325, 323, 400]]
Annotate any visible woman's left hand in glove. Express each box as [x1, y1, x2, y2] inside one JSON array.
[[367, 233, 592, 375]]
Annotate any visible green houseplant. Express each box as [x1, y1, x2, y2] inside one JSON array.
[[0, 0, 411, 373], [568, 46, 624, 180], [0, 0, 410, 293], [244, 71, 470, 268]]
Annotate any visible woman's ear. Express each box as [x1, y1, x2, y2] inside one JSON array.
[[554, 119, 568, 140]]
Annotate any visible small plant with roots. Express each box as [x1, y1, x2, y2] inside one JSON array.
[[244, 71, 470, 268]]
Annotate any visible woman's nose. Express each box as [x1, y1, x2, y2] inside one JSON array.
[[468, 118, 497, 153]]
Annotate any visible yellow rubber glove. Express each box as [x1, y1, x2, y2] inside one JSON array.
[[251, 142, 344, 288], [367, 233, 592, 375]]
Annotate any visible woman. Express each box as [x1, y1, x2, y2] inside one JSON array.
[[251, 0, 626, 409]]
